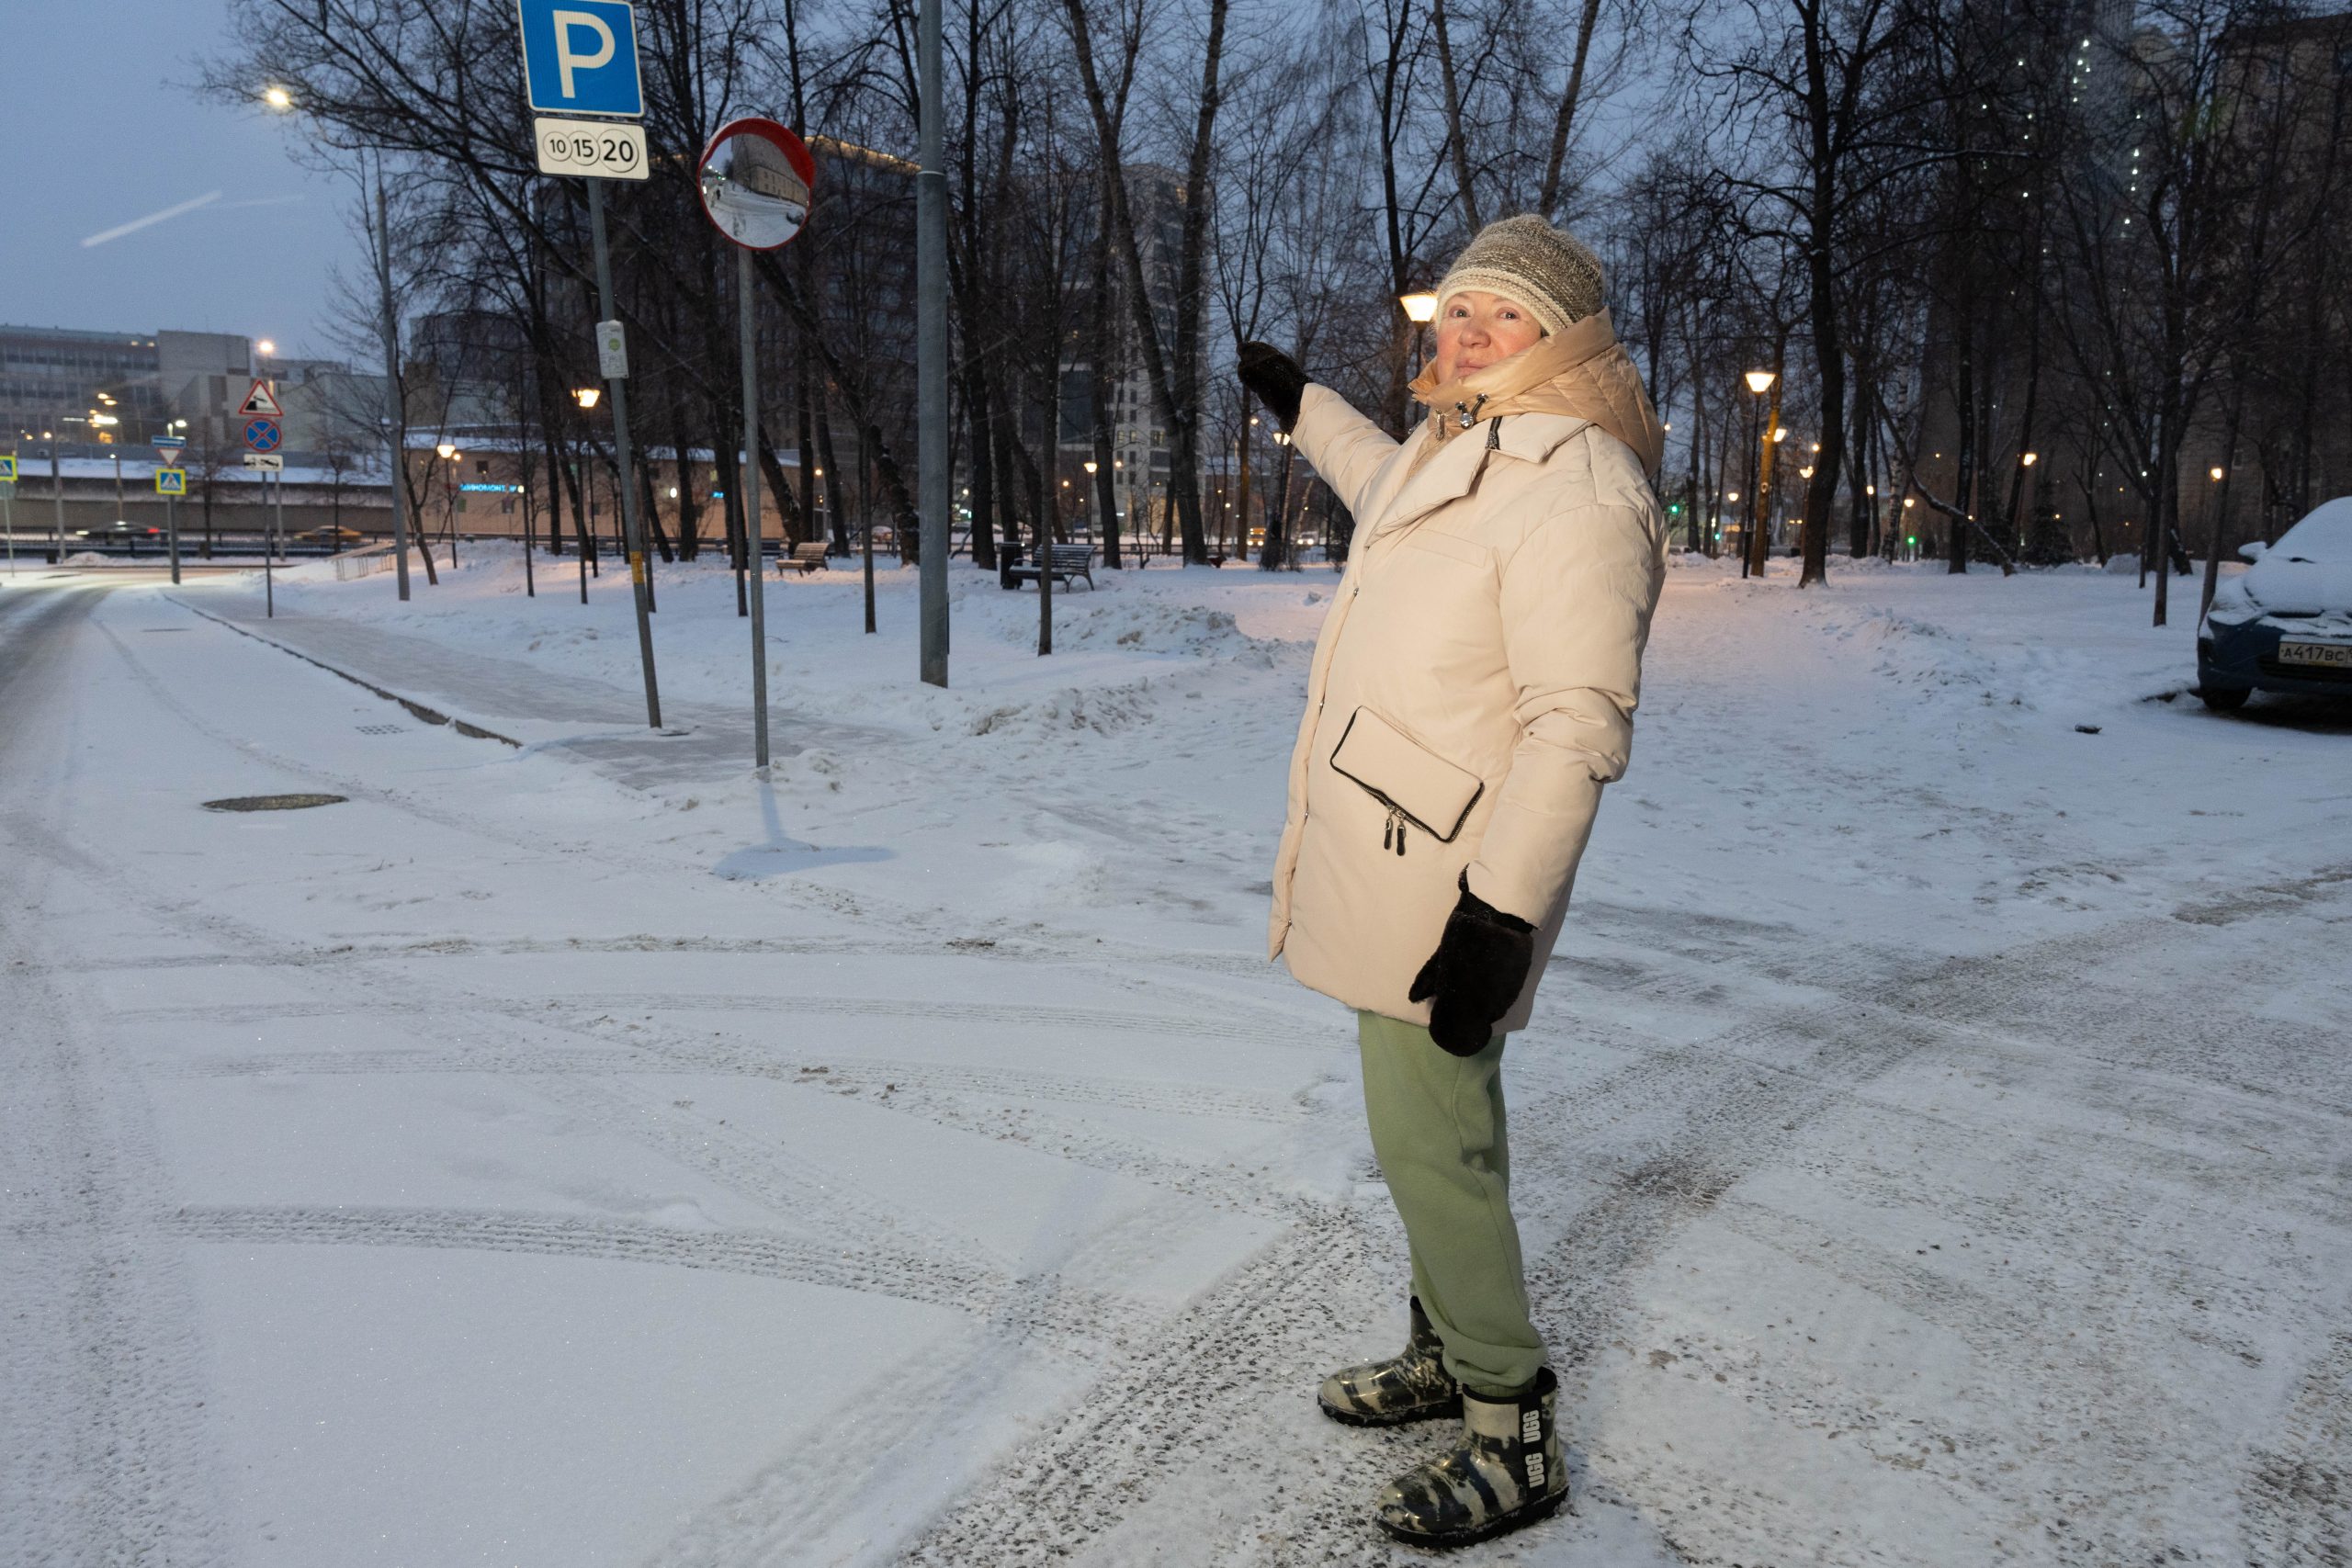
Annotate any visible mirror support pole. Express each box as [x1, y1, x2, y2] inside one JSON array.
[[916, 0, 950, 687], [739, 245, 771, 768], [586, 175, 663, 730]]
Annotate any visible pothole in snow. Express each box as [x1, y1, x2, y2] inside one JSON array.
[[201, 794, 349, 813]]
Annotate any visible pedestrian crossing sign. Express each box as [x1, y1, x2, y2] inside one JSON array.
[[156, 468, 187, 495], [0, 454, 16, 481]]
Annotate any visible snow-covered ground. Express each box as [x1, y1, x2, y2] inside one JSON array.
[[3, 547, 2346, 1567]]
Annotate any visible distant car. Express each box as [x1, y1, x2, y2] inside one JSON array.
[[296, 525, 369, 547], [2199, 496, 2352, 710]]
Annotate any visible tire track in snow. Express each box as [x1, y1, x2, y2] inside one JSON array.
[[2242, 1330, 2351, 1568], [0, 589, 236, 1568], [882, 885, 2352, 1567], [155, 1204, 1106, 1333]]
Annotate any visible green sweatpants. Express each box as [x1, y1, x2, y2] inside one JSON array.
[[1357, 1010, 1545, 1396]]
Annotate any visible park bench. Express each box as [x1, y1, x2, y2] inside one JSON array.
[[1001, 542, 1098, 592], [785, 541, 831, 574]]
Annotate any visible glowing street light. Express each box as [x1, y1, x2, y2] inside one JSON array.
[[1770, 427, 1788, 445], [257, 339, 277, 357], [2209, 466, 2224, 482], [1744, 370, 1775, 395], [1083, 459, 1098, 475], [1399, 291, 1440, 323], [263, 85, 294, 111], [573, 387, 601, 410], [435, 441, 458, 460], [2021, 451, 2039, 467]]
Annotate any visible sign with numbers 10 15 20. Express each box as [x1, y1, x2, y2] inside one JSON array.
[[534, 117, 650, 182]]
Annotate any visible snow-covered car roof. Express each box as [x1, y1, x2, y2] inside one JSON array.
[[2243, 496, 2352, 615], [2273, 496, 2352, 561]]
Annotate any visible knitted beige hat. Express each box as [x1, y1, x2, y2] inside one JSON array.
[[1434, 215, 1605, 337]]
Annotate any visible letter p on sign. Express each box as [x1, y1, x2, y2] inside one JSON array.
[[553, 10, 615, 97], [518, 0, 643, 118]]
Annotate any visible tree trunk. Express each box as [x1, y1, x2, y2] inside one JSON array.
[[1536, 0, 1607, 218]]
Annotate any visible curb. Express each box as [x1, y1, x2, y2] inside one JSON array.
[[165, 596, 524, 749]]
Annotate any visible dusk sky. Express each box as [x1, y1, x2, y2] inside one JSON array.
[[3, 0, 355, 357]]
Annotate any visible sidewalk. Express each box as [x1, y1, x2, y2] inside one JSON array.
[[172, 598, 898, 789]]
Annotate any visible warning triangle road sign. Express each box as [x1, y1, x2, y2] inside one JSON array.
[[237, 378, 285, 417]]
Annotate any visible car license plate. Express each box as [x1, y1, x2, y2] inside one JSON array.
[[2279, 641, 2352, 668]]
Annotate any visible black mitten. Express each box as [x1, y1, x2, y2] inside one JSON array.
[[1408, 873, 1536, 1056], [1238, 342, 1309, 433]]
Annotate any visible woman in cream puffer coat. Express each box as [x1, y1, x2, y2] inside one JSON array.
[[1238, 213, 1667, 1550]]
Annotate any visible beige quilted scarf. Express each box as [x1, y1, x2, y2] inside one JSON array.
[[1405, 307, 1666, 478]]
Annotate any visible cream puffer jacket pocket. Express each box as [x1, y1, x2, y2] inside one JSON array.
[[1327, 706, 1485, 856]]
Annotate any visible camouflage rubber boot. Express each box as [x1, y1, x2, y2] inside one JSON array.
[[1374, 1365, 1566, 1548], [1317, 1297, 1463, 1427]]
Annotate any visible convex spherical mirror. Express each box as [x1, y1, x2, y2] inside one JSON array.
[[697, 117, 816, 251]]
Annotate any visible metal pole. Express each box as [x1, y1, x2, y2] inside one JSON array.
[[5, 485, 15, 573], [266, 469, 277, 616], [740, 247, 771, 768], [375, 166, 413, 602], [49, 428, 64, 564], [166, 490, 180, 583], [586, 175, 662, 729], [916, 0, 950, 685]]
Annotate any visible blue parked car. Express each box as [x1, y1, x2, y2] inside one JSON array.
[[2199, 497, 2352, 711]]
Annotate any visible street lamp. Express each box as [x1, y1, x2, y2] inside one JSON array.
[[1398, 292, 1440, 323], [573, 387, 601, 410], [2021, 451, 2039, 468], [433, 443, 460, 561], [262, 85, 294, 111], [257, 339, 277, 358], [1740, 372, 1774, 572], [2209, 466, 2224, 482]]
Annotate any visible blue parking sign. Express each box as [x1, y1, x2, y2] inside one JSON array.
[[518, 0, 643, 118]]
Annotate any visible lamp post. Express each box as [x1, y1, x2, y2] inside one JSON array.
[[266, 93, 415, 601], [1397, 291, 1439, 436], [435, 440, 460, 568], [1742, 370, 1774, 579], [1082, 458, 1098, 541]]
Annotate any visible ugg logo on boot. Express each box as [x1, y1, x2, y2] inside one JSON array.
[[1525, 1452, 1545, 1487], [1521, 1411, 1541, 1444]]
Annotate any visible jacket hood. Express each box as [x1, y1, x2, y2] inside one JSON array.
[[1408, 307, 1666, 478]]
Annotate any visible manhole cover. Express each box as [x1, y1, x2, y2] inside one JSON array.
[[201, 794, 349, 813]]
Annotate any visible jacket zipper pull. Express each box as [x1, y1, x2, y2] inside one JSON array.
[[1382, 813, 1393, 853], [1391, 807, 1408, 856]]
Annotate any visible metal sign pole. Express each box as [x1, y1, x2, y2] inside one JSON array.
[[265, 469, 277, 615], [585, 175, 662, 729], [375, 168, 413, 601], [50, 436, 64, 565], [740, 245, 770, 767], [166, 490, 180, 584], [5, 485, 16, 574], [917, 0, 949, 686]]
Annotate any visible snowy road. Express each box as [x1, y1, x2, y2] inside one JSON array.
[[2, 558, 2347, 1567]]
